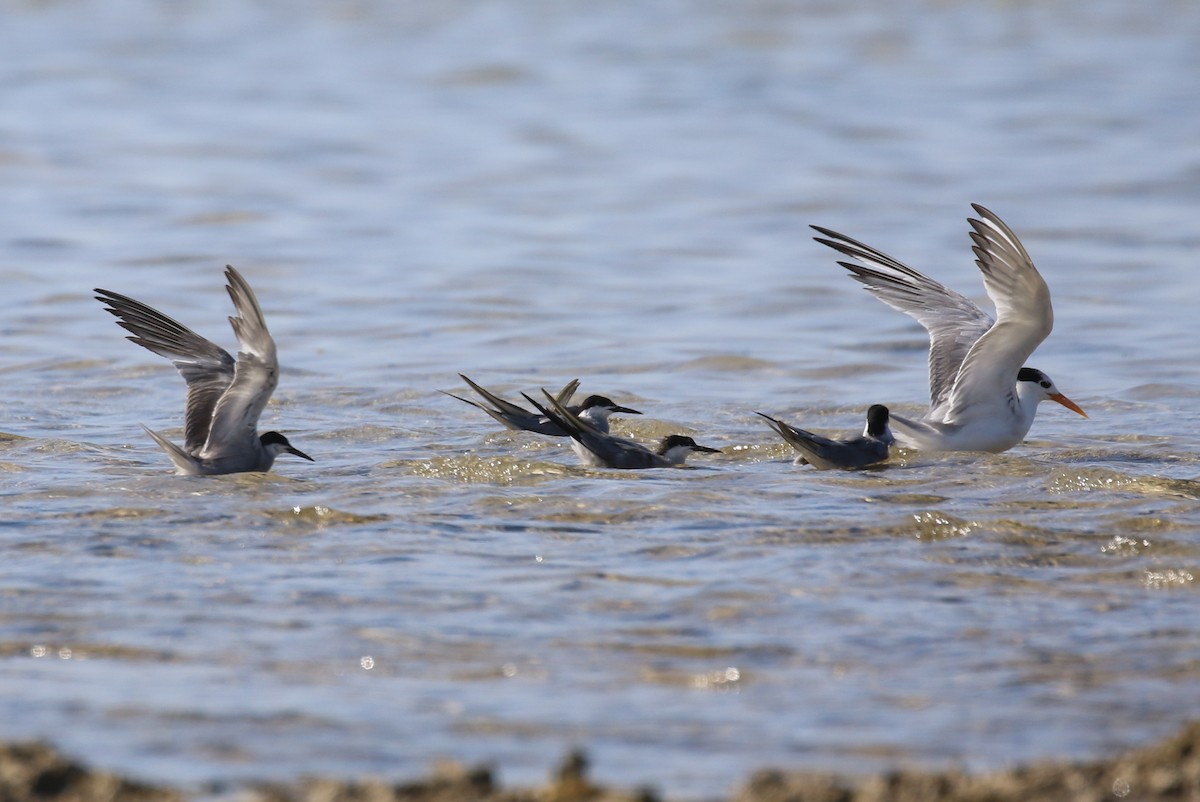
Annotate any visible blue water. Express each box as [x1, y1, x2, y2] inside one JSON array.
[[3, 0, 1200, 797]]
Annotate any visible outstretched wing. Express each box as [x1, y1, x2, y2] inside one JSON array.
[[200, 266, 279, 458], [940, 204, 1053, 424], [812, 224, 994, 412], [95, 286, 235, 453]]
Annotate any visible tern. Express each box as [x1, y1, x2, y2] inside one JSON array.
[[524, 390, 721, 469], [757, 405, 894, 470], [443, 374, 640, 436], [95, 266, 313, 475], [812, 204, 1086, 452]]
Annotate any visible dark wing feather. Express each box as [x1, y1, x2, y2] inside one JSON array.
[[95, 287, 235, 453]]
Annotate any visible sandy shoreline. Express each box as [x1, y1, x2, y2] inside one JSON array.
[[4, 724, 1199, 802]]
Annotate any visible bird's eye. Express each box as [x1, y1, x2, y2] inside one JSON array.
[[1040, 381, 1051, 389]]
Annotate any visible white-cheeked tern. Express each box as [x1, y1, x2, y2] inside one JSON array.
[[524, 390, 720, 469], [95, 266, 313, 475]]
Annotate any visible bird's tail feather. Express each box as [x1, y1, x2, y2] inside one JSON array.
[[142, 426, 201, 475]]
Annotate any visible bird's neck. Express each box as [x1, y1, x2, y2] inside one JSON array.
[[576, 408, 610, 432], [257, 444, 281, 471], [659, 446, 691, 465], [1012, 382, 1044, 434]]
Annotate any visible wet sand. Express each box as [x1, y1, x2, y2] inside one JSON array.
[[4, 723, 1200, 802]]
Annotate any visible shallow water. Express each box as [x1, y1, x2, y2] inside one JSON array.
[[3, 0, 1200, 797]]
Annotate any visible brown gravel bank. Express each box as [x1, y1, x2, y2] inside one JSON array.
[[4, 724, 1200, 802]]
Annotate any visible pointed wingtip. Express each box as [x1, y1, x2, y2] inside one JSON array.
[[93, 288, 129, 314], [223, 266, 273, 355], [521, 390, 550, 415], [440, 389, 480, 408], [967, 203, 1011, 239]]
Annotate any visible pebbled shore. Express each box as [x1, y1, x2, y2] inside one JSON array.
[[4, 724, 1200, 802]]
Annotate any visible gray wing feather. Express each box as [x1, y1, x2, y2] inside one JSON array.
[[812, 225, 994, 412], [443, 383, 536, 432], [459, 374, 541, 425], [757, 412, 832, 467], [522, 390, 594, 440], [941, 205, 1053, 423], [440, 389, 506, 421], [554, 378, 581, 406], [450, 375, 580, 435], [756, 412, 887, 470], [524, 390, 659, 468], [200, 266, 279, 458], [95, 287, 236, 453]]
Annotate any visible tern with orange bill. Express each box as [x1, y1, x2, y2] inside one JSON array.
[[811, 204, 1086, 452]]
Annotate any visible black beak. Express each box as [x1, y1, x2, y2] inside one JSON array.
[[287, 445, 315, 462]]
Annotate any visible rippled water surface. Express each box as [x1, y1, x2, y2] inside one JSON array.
[[4, 0, 1200, 797]]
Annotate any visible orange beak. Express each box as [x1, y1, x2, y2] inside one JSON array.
[[1050, 393, 1087, 418]]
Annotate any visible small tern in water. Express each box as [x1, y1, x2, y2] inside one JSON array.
[[811, 204, 1086, 452], [95, 266, 313, 475], [757, 405, 894, 470], [443, 374, 640, 436], [524, 390, 720, 469]]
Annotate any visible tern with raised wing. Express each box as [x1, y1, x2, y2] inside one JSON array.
[[757, 404, 894, 470], [812, 204, 1086, 452], [95, 266, 313, 475], [525, 391, 720, 469], [443, 374, 640, 436]]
